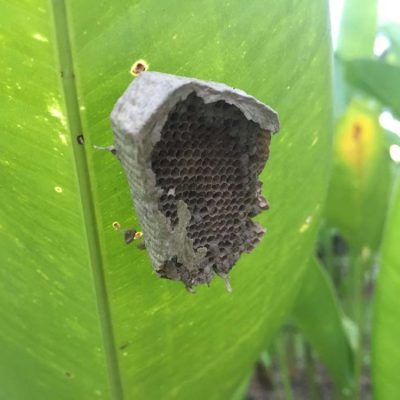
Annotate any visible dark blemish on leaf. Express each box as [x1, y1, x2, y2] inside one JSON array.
[[124, 229, 136, 244], [134, 231, 143, 240], [134, 63, 146, 73], [352, 123, 362, 141], [64, 371, 73, 379], [119, 342, 129, 350], [77, 134, 84, 145], [112, 221, 121, 230], [130, 60, 149, 76]]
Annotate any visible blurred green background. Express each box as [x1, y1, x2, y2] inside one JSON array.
[[247, 0, 400, 398]]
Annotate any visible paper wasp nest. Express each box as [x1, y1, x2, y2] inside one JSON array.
[[111, 72, 279, 290]]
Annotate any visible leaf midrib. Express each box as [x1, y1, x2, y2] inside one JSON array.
[[51, 1, 123, 398]]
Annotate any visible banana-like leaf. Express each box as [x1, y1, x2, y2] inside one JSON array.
[[337, 0, 377, 59], [292, 258, 354, 393], [381, 24, 400, 64], [332, 0, 377, 121], [0, 0, 332, 398], [373, 178, 400, 399], [345, 59, 400, 117], [325, 101, 392, 251]]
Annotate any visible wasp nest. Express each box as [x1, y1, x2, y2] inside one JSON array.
[[111, 72, 279, 290]]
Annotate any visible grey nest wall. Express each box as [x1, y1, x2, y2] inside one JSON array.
[[111, 72, 279, 290]]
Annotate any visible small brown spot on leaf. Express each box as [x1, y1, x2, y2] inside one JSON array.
[[134, 231, 143, 240], [112, 221, 121, 230], [130, 60, 149, 76], [352, 123, 362, 141], [124, 229, 136, 244], [77, 134, 85, 145]]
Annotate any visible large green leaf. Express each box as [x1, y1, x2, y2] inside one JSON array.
[[292, 258, 354, 394], [381, 24, 400, 65], [325, 101, 392, 252], [337, 0, 377, 59], [330, 2, 392, 253], [333, 0, 377, 120], [372, 178, 400, 400], [0, 2, 112, 399], [0, 0, 332, 399], [345, 59, 400, 117]]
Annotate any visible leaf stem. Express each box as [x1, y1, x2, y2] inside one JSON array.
[[349, 251, 368, 400], [277, 334, 295, 400], [51, 1, 123, 398], [304, 342, 320, 400]]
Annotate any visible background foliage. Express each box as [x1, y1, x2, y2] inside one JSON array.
[[257, 0, 400, 398]]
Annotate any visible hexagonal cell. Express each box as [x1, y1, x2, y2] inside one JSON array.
[[111, 71, 279, 290]]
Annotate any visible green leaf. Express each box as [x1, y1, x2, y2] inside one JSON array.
[[292, 258, 354, 393], [325, 101, 392, 251], [333, 0, 377, 118], [385, 130, 400, 148], [381, 24, 400, 64], [0, 0, 332, 399], [337, 0, 377, 59], [345, 59, 400, 117], [231, 372, 253, 400], [372, 178, 400, 400]]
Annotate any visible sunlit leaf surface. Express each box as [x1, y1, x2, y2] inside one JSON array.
[[0, 0, 332, 398], [373, 179, 400, 400], [292, 257, 353, 393]]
